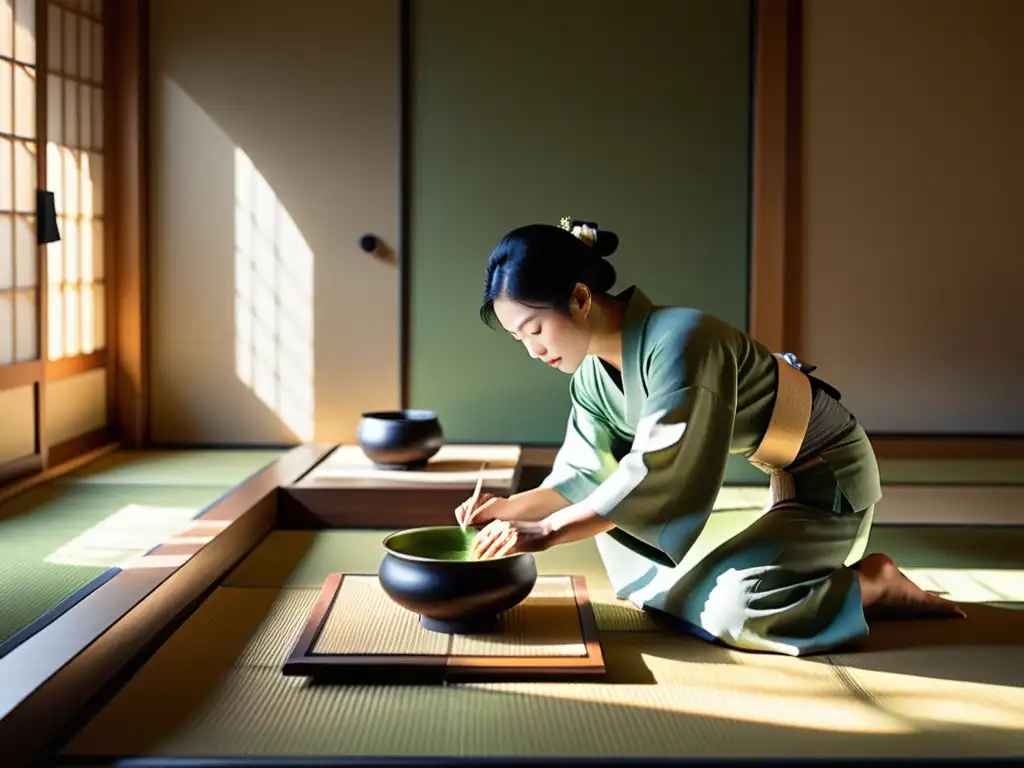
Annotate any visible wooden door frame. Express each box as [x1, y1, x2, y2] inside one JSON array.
[[106, 0, 148, 451], [748, 0, 1023, 460]]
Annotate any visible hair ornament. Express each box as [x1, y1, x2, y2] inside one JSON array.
[[558, 216, 598, 247]]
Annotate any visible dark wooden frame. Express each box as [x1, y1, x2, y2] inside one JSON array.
[[398, 0, 412, 410], [0, 437, 116, 504], [283, 573, 605, 682], [748, 0, 1023, 460], [107, 0, 148, 450], [0, 443, 334, 766], [749, 0, 801, 357]]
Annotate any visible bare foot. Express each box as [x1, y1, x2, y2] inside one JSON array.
[[854, 552, 967, 619]]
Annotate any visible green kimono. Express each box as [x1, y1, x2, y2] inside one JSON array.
[[541, 286, 883, 656]]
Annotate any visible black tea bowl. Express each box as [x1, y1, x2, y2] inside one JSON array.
[[356, 409, 444, 469], [379, 526, 538, 634]]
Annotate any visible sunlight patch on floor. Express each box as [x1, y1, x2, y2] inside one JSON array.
[[44, 504, 200, 568], [904, 568, 1024, 603]]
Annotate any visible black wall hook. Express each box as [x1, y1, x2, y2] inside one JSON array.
[[37, 190, 61, 244], [359, 234, 379, 254]]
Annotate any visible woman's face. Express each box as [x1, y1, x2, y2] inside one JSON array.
[[492, 292, 592, 374]]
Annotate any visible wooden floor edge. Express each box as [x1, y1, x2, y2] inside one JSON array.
[[0, 441, 121, 506], [0, 453, 43, 489], [0, 442, 336, 766]]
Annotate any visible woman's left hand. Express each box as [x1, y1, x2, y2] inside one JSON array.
[[471, 519, 552, 560]]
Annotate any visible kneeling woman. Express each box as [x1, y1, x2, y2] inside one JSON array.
[[457, 219, 964, 657]]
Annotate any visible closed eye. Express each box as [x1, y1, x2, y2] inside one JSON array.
[[509, 326, 540, 341]]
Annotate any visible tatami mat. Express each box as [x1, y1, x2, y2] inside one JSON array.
[[0, 483, 229, 532], [0, 450, 283, 648], [223, 530, 388, 588], [0, 557, 110, 646], [0, 484, 231, 647], [313, 576, 450, 656], [58, 449, 282, 486], [59, 582, 1024, 760], [448, 576, 588, 657]]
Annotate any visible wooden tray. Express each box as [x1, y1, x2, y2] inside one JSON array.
[[283, 573, 605, 682]]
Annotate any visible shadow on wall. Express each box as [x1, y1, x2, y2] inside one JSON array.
[[149, 76, 318, 445]]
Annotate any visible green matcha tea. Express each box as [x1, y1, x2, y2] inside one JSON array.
[[385, 526, 478, 561]]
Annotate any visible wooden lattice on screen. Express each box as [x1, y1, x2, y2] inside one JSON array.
[[1, 0, 41, 367], [0, 0, 108, 477], [44, 0, 106, 362]]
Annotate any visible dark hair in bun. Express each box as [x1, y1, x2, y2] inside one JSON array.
[[480, 220, 619, 328]]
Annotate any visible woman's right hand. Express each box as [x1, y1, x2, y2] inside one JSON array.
[[455, 492, 507, 528]]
